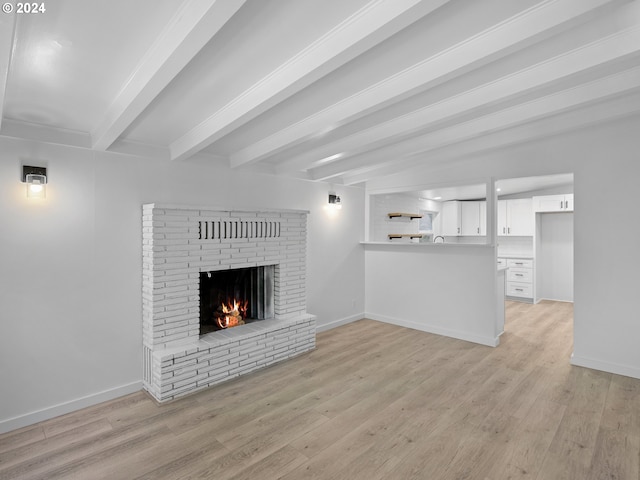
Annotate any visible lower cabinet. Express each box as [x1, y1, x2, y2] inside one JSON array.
[[501, 258, 534, 301]]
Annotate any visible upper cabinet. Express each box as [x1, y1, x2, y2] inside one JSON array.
[[532, 194, 574, 212], [441, 201, 462, 236], [461, 201, 487, 236], [440, 200, 487, 237], [498, 198, 534, 236]]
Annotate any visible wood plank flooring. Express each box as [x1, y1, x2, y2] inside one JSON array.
[[1, 300, 639, 479]]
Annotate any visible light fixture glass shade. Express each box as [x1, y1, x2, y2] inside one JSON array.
[[25, 173, 46, 198]]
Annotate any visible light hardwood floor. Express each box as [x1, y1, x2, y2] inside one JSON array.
[[1, 301, 639, 479]]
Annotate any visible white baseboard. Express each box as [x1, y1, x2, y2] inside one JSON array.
[[316, 313, 364, 333], [536, 297, 574, 303], [365, 312, 499, 347], [0, 381, 142, 434], [570, 354, 640, 380]]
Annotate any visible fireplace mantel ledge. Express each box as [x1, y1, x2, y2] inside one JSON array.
[[156, 313, 317, 360], [144, 203, 310, 215]]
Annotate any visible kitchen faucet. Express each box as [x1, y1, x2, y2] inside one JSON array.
[[433, 236, 445, 243]]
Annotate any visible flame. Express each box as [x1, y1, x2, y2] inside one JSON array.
[[215, 298, 248, 329], [221, 299, 239, 314]]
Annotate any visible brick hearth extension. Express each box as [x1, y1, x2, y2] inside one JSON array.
[[142, 204, 316, 402]]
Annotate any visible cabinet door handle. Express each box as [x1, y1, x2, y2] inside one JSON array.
[[457, 227, 460, 234], [515, 262, 523, 265], [503, 227, 506, 234], [564, 200, 568, 209], [515, 273, 524, 276], [515, 288, 523, 292], [508, 227, 510, 234], [560, 200, 563, 209], [477, 227, 480, 234]]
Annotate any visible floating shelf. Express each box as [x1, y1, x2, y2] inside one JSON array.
[[387, 212, 423, 219], [388, 233, 424, 240]]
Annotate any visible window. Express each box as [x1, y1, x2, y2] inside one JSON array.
[[419, 210, 435, 233]]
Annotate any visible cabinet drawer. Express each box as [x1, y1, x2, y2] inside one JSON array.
[[508, 268, 532, 283], [497, 258, 506, 268], [507, 259, 532, 269], [507, 282, 532, 298]]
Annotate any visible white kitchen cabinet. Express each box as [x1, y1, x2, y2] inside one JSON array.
[[497, 199, 534, 236], [501, 257, 534, 301], [507, 282, 533, 298], [461, 201, 487, 236], [497, 201, 507, 235], [565, 194, 574, 211], [507, 258, 533, 269], [441, 201, 461, 236], [508, 267, 532, 283], [532, 194, 574, 212]]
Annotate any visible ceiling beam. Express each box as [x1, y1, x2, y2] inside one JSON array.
[[91, 0, 246, 151], [276, 25, 640, 175], [0, 13, 16, 132], [350, 93, 640, 187], [310, 66, 640, 181], [229, 0, 621, 170], [170, 0, 452, 162], [1, 118, 92, 149]]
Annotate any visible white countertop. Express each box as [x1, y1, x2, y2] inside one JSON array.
[[361, 241, 494, 248], [497, 253, 534, 259]]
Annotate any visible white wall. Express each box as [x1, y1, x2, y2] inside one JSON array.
[[367, 114, 640, 380], [497, 236, 533, 257], [0, 137, 365, 432], [536, 212, 573, 302]]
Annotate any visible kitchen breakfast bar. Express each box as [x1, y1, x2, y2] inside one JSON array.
[[362, 241, 505, 347]]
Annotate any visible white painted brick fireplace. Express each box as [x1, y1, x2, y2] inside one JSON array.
[[142, 204, 316, 402]]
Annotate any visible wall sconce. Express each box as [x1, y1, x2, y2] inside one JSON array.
[[328, 193, 342, 210], [22, 166, 47, 198]]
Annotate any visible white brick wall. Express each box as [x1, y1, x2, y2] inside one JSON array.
[[142, 204, 315, 402]]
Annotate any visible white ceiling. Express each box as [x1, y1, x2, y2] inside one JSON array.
[[2, 0, 639, 187]]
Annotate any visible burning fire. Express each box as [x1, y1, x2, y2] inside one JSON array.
[[214, 299, 248, 329]]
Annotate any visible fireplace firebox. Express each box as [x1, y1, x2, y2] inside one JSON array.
[[199, 265, 275, 334]]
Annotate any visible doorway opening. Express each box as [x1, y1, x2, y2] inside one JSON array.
[[495, 173, 574, 340]]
